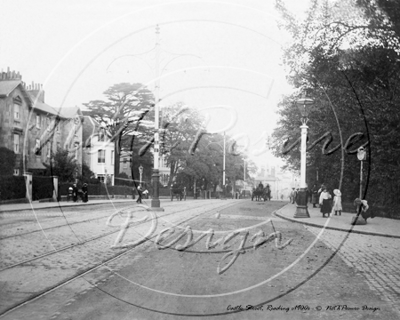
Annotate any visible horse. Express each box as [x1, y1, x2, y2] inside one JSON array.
[[251, 185, 271, 201], [251, 186, 264, 201]]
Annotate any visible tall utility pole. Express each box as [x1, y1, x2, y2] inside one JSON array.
[[244, 159, 246, 181], [151, 25, 163, 210], [223, 131, 226, 186]]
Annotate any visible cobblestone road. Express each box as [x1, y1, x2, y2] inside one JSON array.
[[304, 225, 400, 316], [0, 200, 240, 316]]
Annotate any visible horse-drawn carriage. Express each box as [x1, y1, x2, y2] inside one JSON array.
[[170, 184, 186, 201], [251, 184, 271, 201]]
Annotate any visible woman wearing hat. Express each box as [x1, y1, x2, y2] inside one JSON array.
[[319, 187, 332, 217], [332, 189, 342, 215]]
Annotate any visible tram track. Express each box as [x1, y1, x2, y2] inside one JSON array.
[[0, 200, 239, 318], [0, 208, 128, 241], [0, 201, 232, 272], [0, 201, 179, 240]]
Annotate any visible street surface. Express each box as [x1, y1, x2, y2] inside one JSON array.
[[0, 199, 398, 320]]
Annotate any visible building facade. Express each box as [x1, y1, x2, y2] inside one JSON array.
[[0, 68, 83, 176], [82, 116, 115, 185]]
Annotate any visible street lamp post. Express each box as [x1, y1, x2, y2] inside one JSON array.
[[223, 132, 226, 188], [139, 164, 143, 187], [243, 159, 246, 182], [294, 96, 314, 218], [150, 24, 164, 211], [357, 147, 366, 199]]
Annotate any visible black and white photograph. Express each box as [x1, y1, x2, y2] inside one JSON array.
[[0, 0, 399, 319]]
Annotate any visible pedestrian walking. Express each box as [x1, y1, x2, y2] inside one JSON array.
[[136, 185, 143, 204], [319, 187, 332, 217], [82, 183, 89, 203], [182, 187, 187, 201], [290, 188, 297, 204], [332, 189, 342, 215], [72, 183, 78, 202], [311, 184, 318, 208], [68, 186, 74, 201]]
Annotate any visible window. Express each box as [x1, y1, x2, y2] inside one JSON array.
[[47, 142, 51, 158], [36, 114, 41, 128], [35, 139, 41, 156], [98, 149, 105, 163], [111, 151, 114, 165], [14, 104, 20, 120], [13, 169, 19, 176], [98, 176, 105, 182], [14, 134, 20, 154], [98, 129, 105, 142], [123, 158, 127, 168], [46, 117, 50, 131], [13, 96, 22, 121], [56, 119, 60, 134], [74, 142, 79, 160]]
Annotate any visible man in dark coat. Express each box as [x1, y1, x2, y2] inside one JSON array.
[[82, 183, 88, 203], [136, 185, 143, 204], [311, 184, 318, 207]]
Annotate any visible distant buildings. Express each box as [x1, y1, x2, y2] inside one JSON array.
[[254, 164, 296, 200]]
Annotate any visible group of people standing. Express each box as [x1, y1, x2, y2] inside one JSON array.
[[311, 184, 342, 218], [68, 183, 89, 203], [290, 184, 342, 218]]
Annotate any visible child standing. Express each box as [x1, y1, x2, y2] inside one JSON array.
[[332, 189, 342, 215]]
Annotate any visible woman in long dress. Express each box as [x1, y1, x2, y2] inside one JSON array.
[[319, 187, 332, 217]]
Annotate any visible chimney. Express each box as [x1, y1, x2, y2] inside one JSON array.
[[27, 81, 45, 103], [0, 67, 22, 81]]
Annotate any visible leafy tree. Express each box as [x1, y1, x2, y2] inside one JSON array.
[[159, 103, 206, 186], [274, 0, 400, 217], [157, 103, 248, 190], [77, 162, 98, 184], [0, 147, 15, 176], [44, 149, 78, 182], [83, 83, 155, 175]]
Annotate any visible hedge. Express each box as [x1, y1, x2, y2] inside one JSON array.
[[59, 182, 133, 197], [0, 175, 26, 200], [32, 176, 54, 200]]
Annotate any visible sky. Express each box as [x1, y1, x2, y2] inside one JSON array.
[[1, 0, 312, 169]]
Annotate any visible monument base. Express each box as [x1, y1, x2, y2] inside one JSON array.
[[294, 189, 310, 218]]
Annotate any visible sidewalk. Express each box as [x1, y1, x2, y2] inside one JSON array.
[[0, 196, 175, 213], [275, 202, 400, 239]]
